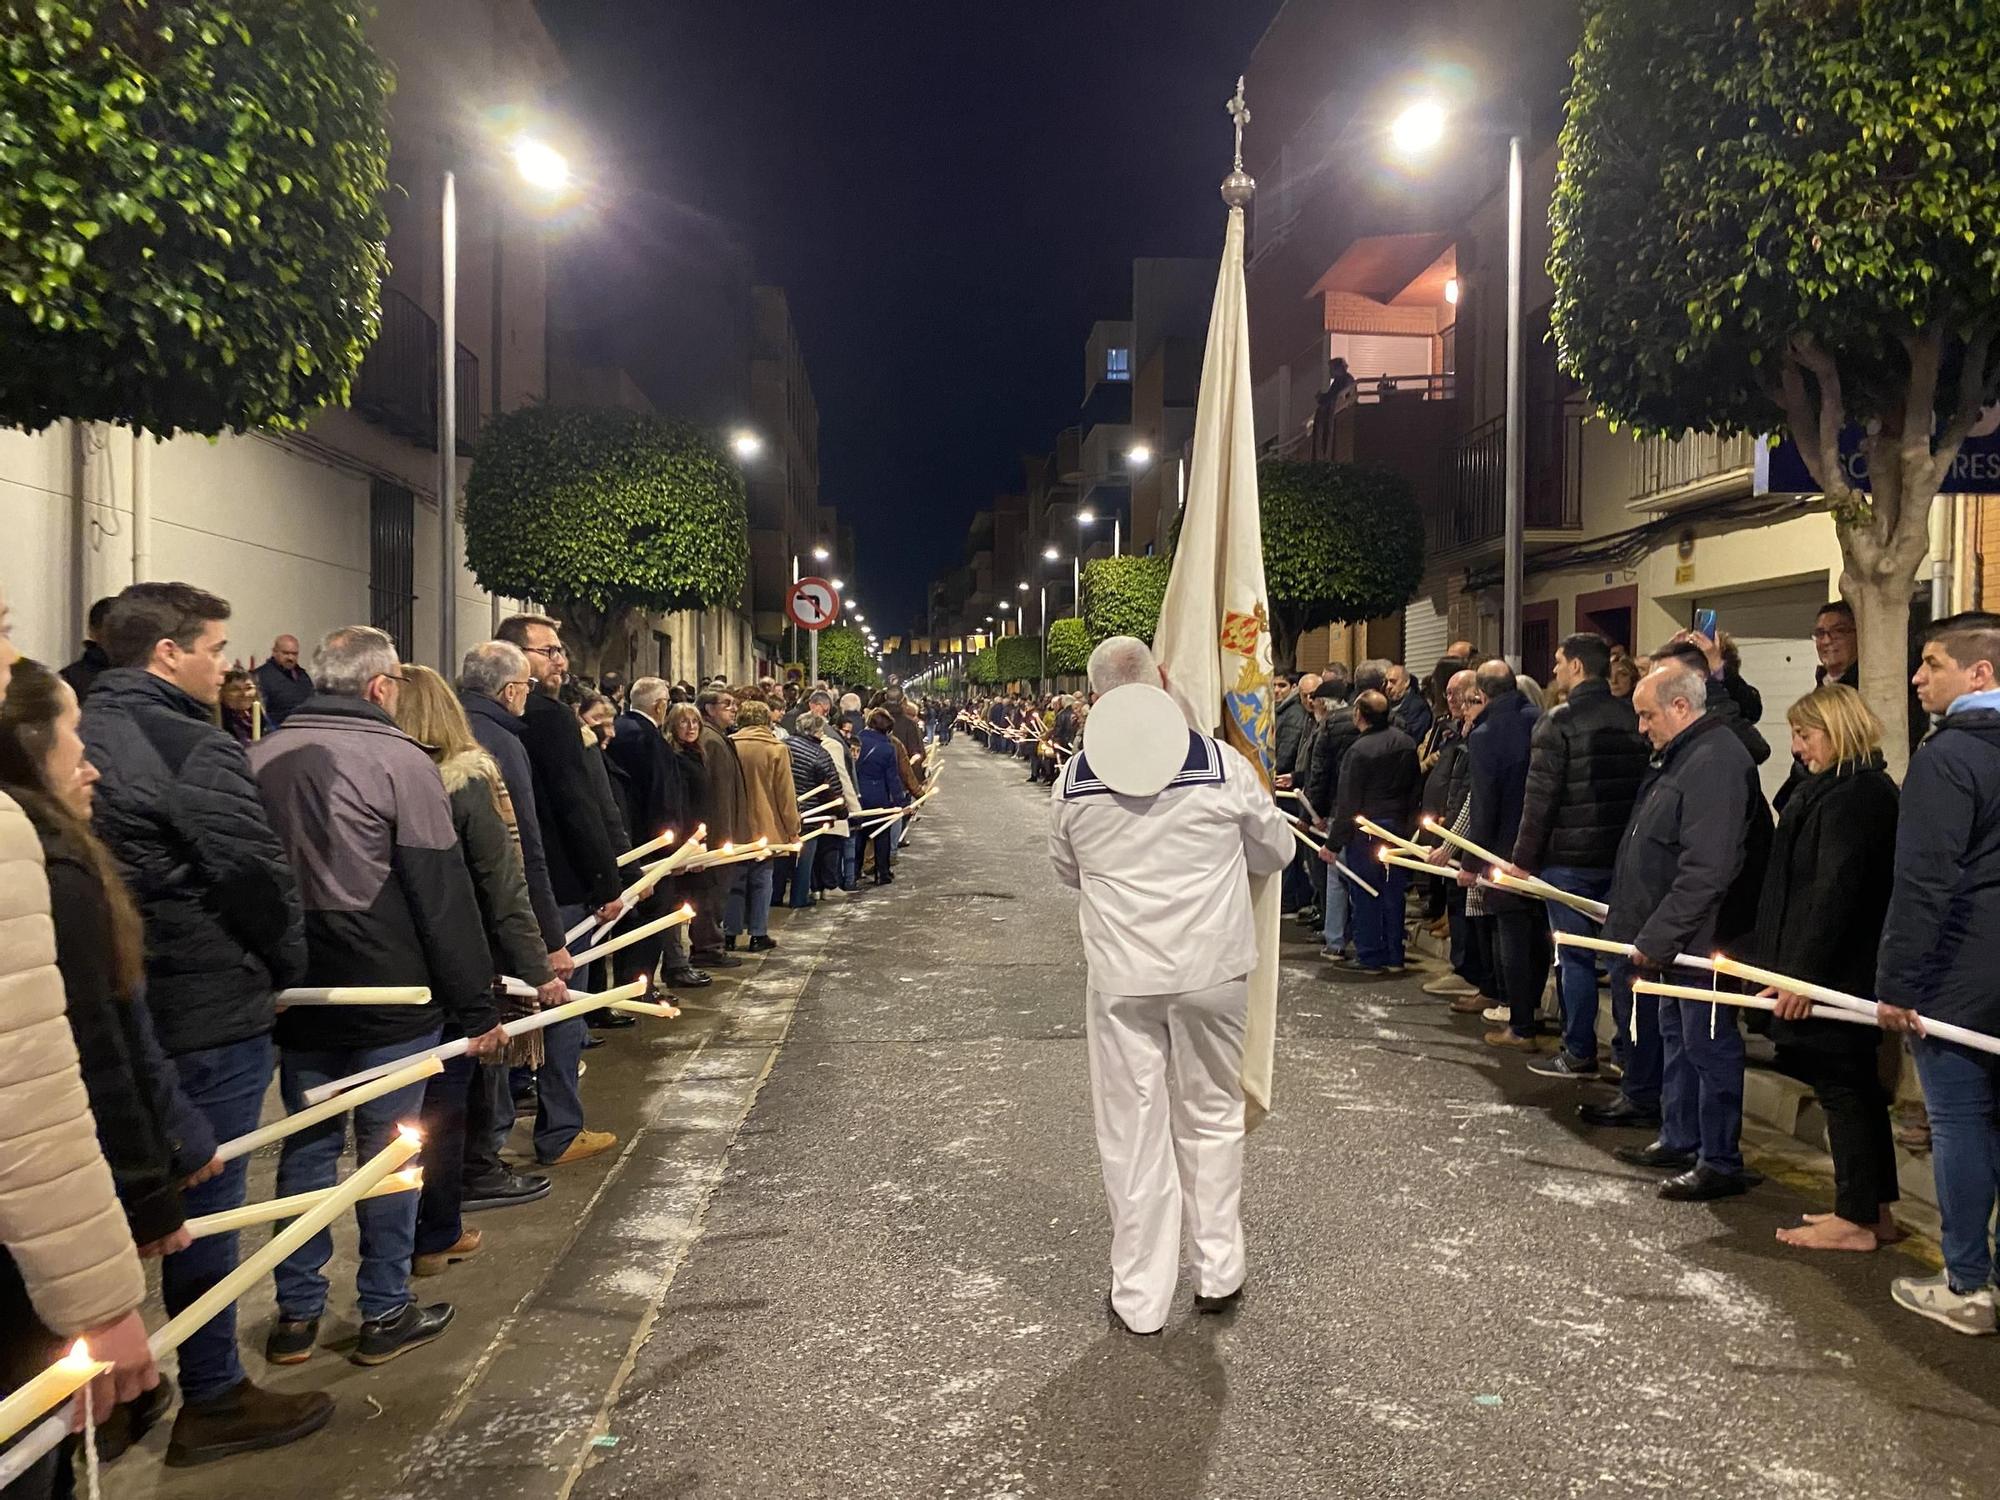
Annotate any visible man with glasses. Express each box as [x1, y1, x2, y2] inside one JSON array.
[[250, 627, 503, 1367], [495, 614, 623, 1167], [1778, 601, 1863, 811], [455, 640, 567, 1210]]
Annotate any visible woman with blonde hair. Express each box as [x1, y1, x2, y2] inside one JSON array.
[[726, 698, 802, 949], [1749, 682, 1902, 1253], [393, 667, 570, 1268]]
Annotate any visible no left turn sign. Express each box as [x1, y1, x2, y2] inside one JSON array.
[[785, 576, 840, 631]]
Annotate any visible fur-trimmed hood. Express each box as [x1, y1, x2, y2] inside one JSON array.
[[438, 746, 502, 797]]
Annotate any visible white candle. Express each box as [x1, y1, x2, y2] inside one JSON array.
[[1356, 815, 1424, 855], [1420, 817, 1509, 870], [1706, 955, 2000, 1057], [1550, 932, 1718, 972], [215, 1056, 443, 1163], [274, 988, 430, 1012], [616, 827, 677, 868], [1631, 978, 1877, 1027], [186, 1169, 424, 1238], [1484, 869, 1608, 920], [567, 906, 696, 969], [0, 1340, 109, 1447]]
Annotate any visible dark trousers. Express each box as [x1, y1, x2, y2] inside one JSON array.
[[1658, 990, 1745, 1176], [1780, 1038, 1899, 1224], [688, 867, 727, 951], [614, 887, 671, 988], [464, 1062, 511, 1181], [1344, 834, 1407, 968], [415, 1053, 478, 1256], [1477, 908, 1546, 1037], [1448, 883, 1486, 993]]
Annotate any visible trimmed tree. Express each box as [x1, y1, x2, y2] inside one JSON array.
[[463, 405, 748, 677], [0, 1, 393, 434], [1046, 616, 1092, 678], [814, 624, 877, 688], [1081, 555, 1172, 646], [969, 644, 1001, 687], [996, 635, 1042, 688], [1551, 0, 2000, 774], [1259, 459, 1426, 673]]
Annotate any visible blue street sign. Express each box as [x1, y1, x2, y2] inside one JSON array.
[[1756, 421, 2000, 495]]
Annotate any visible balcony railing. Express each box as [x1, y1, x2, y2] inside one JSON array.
[[1626, 429, 1758, 507], [1434, 405, 1584, 554], [352, 288, 479, 456]]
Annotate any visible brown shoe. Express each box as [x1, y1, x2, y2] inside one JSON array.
[[165, 1379, 334, 1467], [1449, 993, 1488, 1015], [543, 1128, 617, 1167], [412, 1227, 483, 1277], [1484, 1028, 1544, 1052]]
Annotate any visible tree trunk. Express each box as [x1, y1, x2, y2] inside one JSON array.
[[1846, 565, 1918, 775], [551, 597, 628, 685], [1270, 609, 1302, 675]]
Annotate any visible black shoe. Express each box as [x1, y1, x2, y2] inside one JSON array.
[[513, 1089, 538, 1118], [748, 935, 777, 953], [1528, 1051, 1600, 1080], [1614, 1140, 1699, 1172], [1658, 1165, 1751, 1202], [723, 934, 742, 952], [263, 1316, 319, 1366], [1580, 1097, 1661, 1129], [690, 948, 743, 969], [581, 1032, 607, 1050], [665, 967, 713, 988], [1296, 907, 1323, 928], [352, 1301, 455, 1366], [461, 1170, 551, 1212], [1105, 1293, 1161, 1337], [1194, 1284, 1245, 1316], [588, 1010, 638, 1030]]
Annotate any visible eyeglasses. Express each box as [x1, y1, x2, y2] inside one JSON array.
[[373, 671, 408, 685], [524, 643, 568, 660], [1810, 627, 1855, 642], [504, 678, 533, 691]]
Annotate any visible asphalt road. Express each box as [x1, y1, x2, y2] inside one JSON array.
[[573, 743, 2000, 1500]]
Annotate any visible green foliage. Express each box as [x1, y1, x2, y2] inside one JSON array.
[[464, 405, 747, 662], [814, 624, 876, 688], [1045, 616, 1092, 676], [1081, 555, 1172, 646], [1259, 460, 1425, 671], [995, 634, 1042, 685], [0, 1, 394, 434], [1550, 0, 2000, 452], [968, 644, 1000, 687]]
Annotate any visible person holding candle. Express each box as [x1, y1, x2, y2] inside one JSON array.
[[251, 628, 506, 1366], [726, 699, 801, 945], [1324, 690, 1420, 976], [1452, 661, 1544, 1050], [1747, 683, 1902, 1253], [1875, 612, 2000, 1334], [1603, 660, 1771, 1201]]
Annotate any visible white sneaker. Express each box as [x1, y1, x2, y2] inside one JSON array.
[[1423, 973, 1477, 997], [1482, 1005, 1509, 1024], [1891, 1274, 1998, 1335]]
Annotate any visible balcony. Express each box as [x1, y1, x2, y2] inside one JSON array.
[[352, 288, 479, 456], [1433, 405, 1584, 555], [1624, 429, 1758, 512]]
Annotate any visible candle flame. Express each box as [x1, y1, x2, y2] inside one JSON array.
[[694, 823, 707, 839], [1377, 845, 1389, 860], [721, 842, 735, 853], [679, 902, 695, 916], [1422, 816, 1439, 830], [62, 1339, 92, 1369], [397, 1124, 424, 1148]]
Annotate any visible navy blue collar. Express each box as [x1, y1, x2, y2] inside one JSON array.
[[1062, 729, 1225, 800]]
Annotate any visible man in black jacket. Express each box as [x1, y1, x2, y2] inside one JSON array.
[[608, 677, 705, 989], [1305, 666, 1360, 957], [1327, 691, 1420, 975], [1385, 662, 1434, 744], [1877, 613, 2000, 1335], [58, 595, 115, 703], [1422, 670, 1487, 1008], [1602, 661, 1771, 1202], [1450, 662, 1542, 1049], [252, 627, 505, 1368], [496, 615, 624, 1166], [82, 582, 322, 1460], [1508, 633, 1652, 1090], [253, 634, 314, 727]]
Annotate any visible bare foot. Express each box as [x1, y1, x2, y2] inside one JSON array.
[[1802, 1210, 1906, 1244], [1778, 1216, 1881, 1252]]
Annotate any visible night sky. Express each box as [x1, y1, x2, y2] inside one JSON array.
[[536, 0, 1282, 633]]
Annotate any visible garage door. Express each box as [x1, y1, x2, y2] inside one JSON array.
[[1690, 579, 1827, 805], [1403, 594, 1451, 678]]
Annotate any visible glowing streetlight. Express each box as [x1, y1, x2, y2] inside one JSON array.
[[730, 430, 763, 461], [1043, 545, 1060, 561], [812, 545, 830, 562], [830, 578, 844, 591], [1077, 508, 1096, 524], [512, 138, 570, 191], [1389, 98, 1448, 156], [1125, 443, 1152, 466]]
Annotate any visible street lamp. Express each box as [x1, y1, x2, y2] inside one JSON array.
[[731, 429, 764, 461], [439, 133, 572, 667], [1079, 506, 1120, 561], [1393, 94, 1525, 666], [1126, 443, 1152, 466], [813, 545, 830, 562]]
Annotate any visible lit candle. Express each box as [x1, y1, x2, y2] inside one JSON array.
[[1551, 932, 1719, 972], [185, 1169, 424, 1238], [1484, 868, 1608, 920], [1420, 817, 1509, 871], [0, 1340, 110, 1447], [616, 827, 677, 868], [1631, 978, 1876, 1028], [215, 1056, 443, 1162], [1357, 815, 1424, 855]]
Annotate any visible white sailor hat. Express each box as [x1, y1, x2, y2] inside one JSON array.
[[1079, 682, 1190, 797]]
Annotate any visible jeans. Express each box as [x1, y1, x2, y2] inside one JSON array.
[[839, 829, 860, 889], [274, 1032, 439, 1322], [463, 1062, 512, 1182], [1911, 1036, 2000, 1292], [1321, 867, 1351, 953], [1615, 987, 1663, 1113], [1657, 989, 1744, 1175], [415, 1053, 478, 1256], [161, 1035, 273, 1402], [787, 848, 816, 907], [1344, 834, 1406, 969], [724, 861, 774, 937], [1542, 866, 1618, 1062], [523, 903, 593, 1162]]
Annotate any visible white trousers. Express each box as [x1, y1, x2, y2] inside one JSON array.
[[1085, 977, 1248, 1333]]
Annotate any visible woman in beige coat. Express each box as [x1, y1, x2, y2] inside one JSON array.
[[724, 701, 801, 952]]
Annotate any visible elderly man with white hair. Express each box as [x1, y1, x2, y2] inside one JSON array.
[[1048, 636, 1293, 1335], [1600, 659, 1771, 1203]]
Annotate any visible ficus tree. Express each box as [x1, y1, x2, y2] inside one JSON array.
[[813, 624, 877, 688], [464, 405, 748, 677], [0, 1, 393, 434], [1045, 616, 1093, 677], [996, 634, 1042, 688], [1258, 459, 1425, 673], [969, 644, 1001, 687], [1551, 0, 2000, 773], [1081, 555, 1172, 647]]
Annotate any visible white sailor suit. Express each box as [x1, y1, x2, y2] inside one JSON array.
[[1048, 726, 1293, 1331]]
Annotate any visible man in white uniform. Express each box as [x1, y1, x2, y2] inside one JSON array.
[[1049, 637, 1294, 1335]]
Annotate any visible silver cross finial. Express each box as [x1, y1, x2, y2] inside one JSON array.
[[1227, 76, 1251, 171]]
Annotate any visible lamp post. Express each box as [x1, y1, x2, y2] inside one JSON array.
[[1391, 97, 1524, 666], [439, 135, 572, 669]]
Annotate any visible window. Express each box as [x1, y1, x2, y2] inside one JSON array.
[[1104, 347, 1131, 382], [368, 479, 415, 660]]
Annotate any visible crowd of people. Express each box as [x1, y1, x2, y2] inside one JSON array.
[[0, 582, 940, 1493]]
